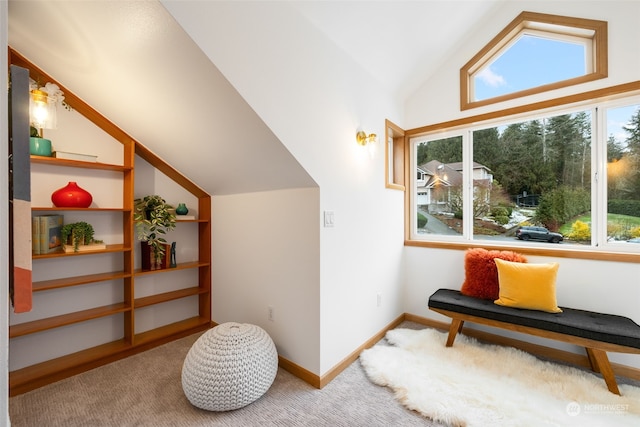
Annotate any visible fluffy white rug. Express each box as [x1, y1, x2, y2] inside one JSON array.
[[360, 328, 640, 427]]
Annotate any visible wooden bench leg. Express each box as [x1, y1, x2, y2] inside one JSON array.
[[586, 348, 620, 395], [585, 347, 600, 373], [446, 319, 464, 347]]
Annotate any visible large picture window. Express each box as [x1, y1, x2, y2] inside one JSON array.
[[409, 94, 640, 254]]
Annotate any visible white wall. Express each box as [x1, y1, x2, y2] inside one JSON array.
[[1, 2, 11, 423], [404, 1, 640, 369], [164, 1, 406, 375], [212, 188, 321, 371], [406, 1, 640, 127]]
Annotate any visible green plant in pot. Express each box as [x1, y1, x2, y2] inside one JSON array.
[[61, 221, 102, 252], [134, 195, 176, 266]]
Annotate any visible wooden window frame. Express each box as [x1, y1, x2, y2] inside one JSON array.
[[385, 119, 406, 191], [460, 11, 608, 111], [405, 81, 640, 264]]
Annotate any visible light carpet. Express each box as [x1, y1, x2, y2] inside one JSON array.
[[359, 328, 640, 427]]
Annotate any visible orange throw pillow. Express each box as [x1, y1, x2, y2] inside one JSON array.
[[460, 248, 527, 300]]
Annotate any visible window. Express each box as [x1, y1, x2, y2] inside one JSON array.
[[605, 102, 640, 245], [385, 120, 405, 190], [474, 34, 587, 101], [461, 11, 607, 110], [413, 136, 463, 237], [471, 110, 592, 245], [407, 90, 640, 257]]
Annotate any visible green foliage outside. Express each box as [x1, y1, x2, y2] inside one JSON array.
[[490, 206, 511, 225], [417, 212, 428, 229], [606, 214, 640, 240], [608, 199, 640, 217], [534, 186, 590, 231], [559, 213, 640, 241]]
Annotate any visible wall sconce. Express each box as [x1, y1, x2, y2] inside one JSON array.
[[29, 82, 63, 137], [356, 130, 377, 147]]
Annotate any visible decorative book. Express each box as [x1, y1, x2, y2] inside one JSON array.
[[38, 215, 64, 254]]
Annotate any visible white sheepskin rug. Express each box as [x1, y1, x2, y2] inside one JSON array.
[[359, 328, 640, 427]]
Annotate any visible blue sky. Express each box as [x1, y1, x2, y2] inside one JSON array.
[[475, 34, 638, 146], [474, 34, 585, 100]]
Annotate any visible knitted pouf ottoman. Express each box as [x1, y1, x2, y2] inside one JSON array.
[[181, 322, 278, 411]]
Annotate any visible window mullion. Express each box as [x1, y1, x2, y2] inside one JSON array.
[[463, 131, 474, 240], [593, 106, 605, 247]]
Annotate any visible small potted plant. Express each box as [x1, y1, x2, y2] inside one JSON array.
[[61, 221, 104, 252], [134, 195, 176, 269]]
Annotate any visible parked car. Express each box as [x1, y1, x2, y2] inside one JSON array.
[[516, 226, 563, 243]]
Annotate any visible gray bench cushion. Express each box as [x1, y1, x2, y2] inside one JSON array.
[[428, 289, 640, 349]]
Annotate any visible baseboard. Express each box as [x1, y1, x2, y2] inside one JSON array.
[[279, 312, 640, 390], [277, 314, 405, 389]]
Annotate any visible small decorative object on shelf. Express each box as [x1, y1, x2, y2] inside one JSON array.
[[141, 242, 171, 270], [61, 221, 105, 253], [51, 181, 93, 208], [170, 242, 177, 268], [176, 203, 189, 215], [29, 127, 52, 156], [134, 195, 176, 269]]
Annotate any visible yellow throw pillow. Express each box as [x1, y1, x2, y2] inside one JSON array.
[[494, 258, 562, 313]]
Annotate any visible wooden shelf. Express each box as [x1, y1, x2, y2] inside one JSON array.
[[134, 317, 211, 346], [33, 244, 129, 259], [32, 271, 131, 292], [31, 154, 131, 171], [10, 47, 211, 397], [133, 261, 209, 276], [9, 338, 131, 397], [31, 207, 128, 212], [9, 303, 130, 338], [135, 287, 208, 308], [9, 317, 211, 397]]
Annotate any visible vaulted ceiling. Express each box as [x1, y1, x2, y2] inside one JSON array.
[[8, 0, 504, 195]]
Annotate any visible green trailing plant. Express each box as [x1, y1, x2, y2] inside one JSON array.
[[134, 195, 176, 263], [61, 221, 102, 252]]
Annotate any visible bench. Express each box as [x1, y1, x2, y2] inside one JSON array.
[[428, 288, 640, 395]]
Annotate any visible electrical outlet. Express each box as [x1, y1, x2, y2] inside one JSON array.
[[377, 293, 382, 307], [268, 306, 274, 321]]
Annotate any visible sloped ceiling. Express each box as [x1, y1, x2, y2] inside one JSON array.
[[8, 0, 316, 195], [8, 0, 503, 195]]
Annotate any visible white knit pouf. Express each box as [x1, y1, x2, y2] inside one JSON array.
[[181, 322, 278, 411]]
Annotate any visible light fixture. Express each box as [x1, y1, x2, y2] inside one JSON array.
[[29, 82, 62, 138], [30, 89, 50, 137], [356, 130, 377, 147]]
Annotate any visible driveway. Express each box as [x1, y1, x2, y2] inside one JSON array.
[[418, 210, 459, 235]]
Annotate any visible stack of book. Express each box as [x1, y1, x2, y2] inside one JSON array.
[[32, 215, 64, 255]]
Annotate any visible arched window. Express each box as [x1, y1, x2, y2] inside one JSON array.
[[460, 11, 607, 110]]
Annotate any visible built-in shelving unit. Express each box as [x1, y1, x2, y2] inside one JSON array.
[[8, 48, 212, 396]]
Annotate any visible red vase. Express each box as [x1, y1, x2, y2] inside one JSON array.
[[51, 181, 93, 208]]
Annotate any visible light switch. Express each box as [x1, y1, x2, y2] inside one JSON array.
[[324, 210, 335, 227]]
